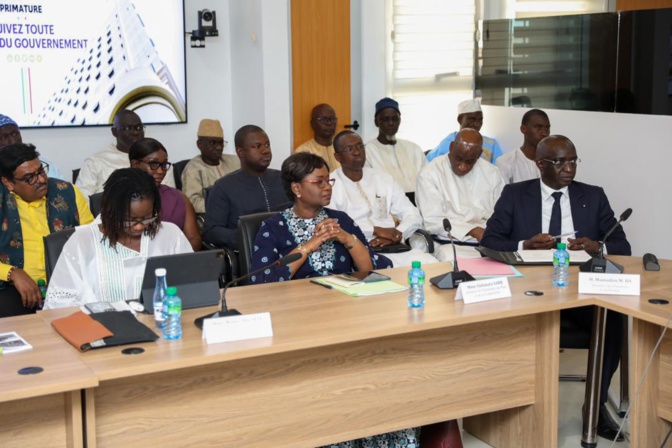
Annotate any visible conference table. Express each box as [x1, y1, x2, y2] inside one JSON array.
[[1, 256, 671, 447]]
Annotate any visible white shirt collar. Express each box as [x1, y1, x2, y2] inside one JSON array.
[[540, 180, 569, 201]]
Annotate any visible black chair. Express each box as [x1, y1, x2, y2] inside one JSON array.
[[172, 159, 190, 191], [72, 168, 80, 184], [237, 212, 278, 284], [89, 192, 103, 217], [43, 228, 76, 282]]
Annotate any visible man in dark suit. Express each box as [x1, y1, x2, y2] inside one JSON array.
[[481, 135, 630, 442]]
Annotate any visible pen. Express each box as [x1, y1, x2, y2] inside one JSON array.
[[551, 231, 578, 239], [310, 279, 333, 289]]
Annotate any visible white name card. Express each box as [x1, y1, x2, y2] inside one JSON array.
[[202, 312, 273, 344], [456, 278, 511, 304], [578, 273, 640, 296]]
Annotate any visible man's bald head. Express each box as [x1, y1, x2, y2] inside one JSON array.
[[111, 109, 144, 153], [310, 103, 337, 144], [535, 135, 579, 190], [448, 128, 483, 177], [535, 135, 575, 161]]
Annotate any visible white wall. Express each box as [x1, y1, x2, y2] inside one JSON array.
[[19, 0, 293, 176]]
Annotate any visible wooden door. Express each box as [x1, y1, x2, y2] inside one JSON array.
[[617, 0, 672, 10], [290, 0, 351, 149]]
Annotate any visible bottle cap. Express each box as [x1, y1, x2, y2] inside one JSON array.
[[411, 261, 421, 268], [155, 268, 167, 276], [166, 286, 177, 295], [37, 279, 46, 286], [557, 243, 567, 250]]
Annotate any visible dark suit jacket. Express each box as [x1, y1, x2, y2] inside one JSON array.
[[481, 179, 631, 255]]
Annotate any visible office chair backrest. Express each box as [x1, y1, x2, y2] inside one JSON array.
[[72, 168, 80, 184], [89, 192, 103, 217], [236, 212, 278, 284], [43, 227, 77, 282], [172, 159, 190, 191]]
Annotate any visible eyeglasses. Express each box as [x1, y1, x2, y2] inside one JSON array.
[[16, 162, 49, 185], [336, 143, 365, 154], [541, 158, 581, 167], [123, 215, 158, 228], [115, 124, 145, 133], [139, 160, 172, 171], [315, 117, 337, 124], [248, 142, 271, 150], [302, 178, 335, 188], [203, 139, 227, 148]]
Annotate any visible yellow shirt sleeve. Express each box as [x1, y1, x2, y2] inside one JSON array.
[[74, 184, 94, 224], [0, 263, 12, 281]]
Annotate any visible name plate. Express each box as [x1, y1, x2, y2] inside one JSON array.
[[456, 278, 511, 304], [578, 273, 640, 296], [202, 312, 273, 344]]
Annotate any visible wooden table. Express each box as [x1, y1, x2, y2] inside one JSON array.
[[28, 256, 672, 447], [586, 256, 672, 448], [39, 261, 595, 448], [0, 314, 98, 448]]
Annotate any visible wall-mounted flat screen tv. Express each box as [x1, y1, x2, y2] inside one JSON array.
[[0, 0, 186, 128]]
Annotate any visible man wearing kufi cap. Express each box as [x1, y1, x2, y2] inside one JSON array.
[[182, 119, 240, 214], [364, 98, 426, 199], [426, 98, 503, 163], [0, 114, 66, 181]]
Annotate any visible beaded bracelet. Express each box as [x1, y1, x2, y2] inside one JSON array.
[[345, 234, 358, 250], [7, 266, 16, 282]]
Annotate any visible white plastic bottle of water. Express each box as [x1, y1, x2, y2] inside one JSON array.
[[162, 287, 182, 340], [152, 268, 168, 329], [407, 261, 426, 308], [552, 243, 570, 287]]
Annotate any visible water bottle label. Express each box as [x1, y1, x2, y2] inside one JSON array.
[[167, 303, 182, 314]]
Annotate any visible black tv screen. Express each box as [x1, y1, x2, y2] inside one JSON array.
[[0, 0, 186, 127], [477, 9, 672, 116]]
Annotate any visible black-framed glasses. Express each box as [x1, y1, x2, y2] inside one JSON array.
[[139, 160, 172, 171], [16, 162, 49, 185], [115, 124, 146, 133], [123, 215, 158, 228], [336, 143, 365, 154], [203, 139, 227, 148], [541, 158, 581, 167], [302, 178, 335, 189], [316, 116, 337, 124]]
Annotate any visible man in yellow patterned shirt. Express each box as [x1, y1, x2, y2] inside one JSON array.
[[0, 143, 93, 317]]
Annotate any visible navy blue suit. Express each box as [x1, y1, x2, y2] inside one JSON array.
[[481, 179, 631, 256], [482, 179, 630, 404]]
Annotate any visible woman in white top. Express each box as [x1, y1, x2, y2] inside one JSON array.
[[44, 168, 192, 309]]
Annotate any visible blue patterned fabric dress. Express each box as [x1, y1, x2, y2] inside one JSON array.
[[249, 207, 392, 284], [248, 207, 417, 447]]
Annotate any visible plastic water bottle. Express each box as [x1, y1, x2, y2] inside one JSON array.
[[37, 279, 47, 309], [407, 261, 426, 308], [162, 286, 182, 340], [552, 243, 570, 287], [152, 268, 168, 329]]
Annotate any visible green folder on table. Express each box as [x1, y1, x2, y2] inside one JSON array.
[[314, 277, 408, 297]]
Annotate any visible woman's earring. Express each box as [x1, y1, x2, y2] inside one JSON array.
[[296, 194, 302, 198]]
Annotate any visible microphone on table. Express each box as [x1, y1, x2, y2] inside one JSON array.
[[579, 208, 632, 274], [429, 218, 475, 289], [195, 252, 302, 329]]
